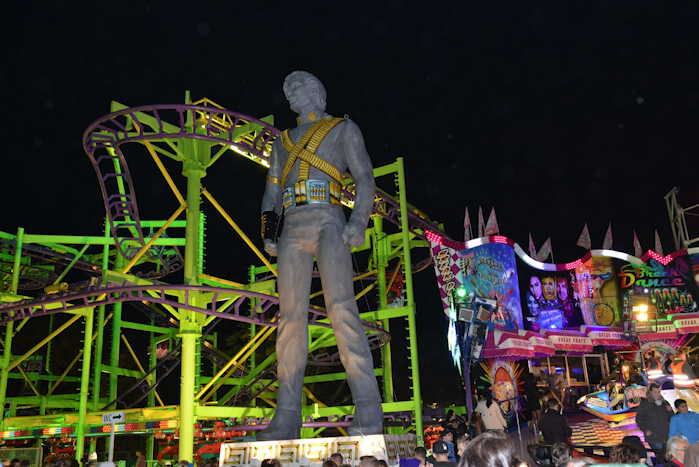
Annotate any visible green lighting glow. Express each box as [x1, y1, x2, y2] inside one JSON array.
[[455, 286, 467, 298]]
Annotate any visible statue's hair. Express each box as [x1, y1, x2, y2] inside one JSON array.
[[283, 71, 327, 109]]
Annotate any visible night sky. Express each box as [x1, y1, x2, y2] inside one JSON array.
[[3, 2, 699, 406]]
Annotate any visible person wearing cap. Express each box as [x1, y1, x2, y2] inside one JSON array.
[[441, 431, 457, 463], [430, 440, 456, 467]]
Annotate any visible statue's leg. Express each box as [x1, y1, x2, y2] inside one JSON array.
[[317, 210, 383, 436], [257, 212, 314, 441]]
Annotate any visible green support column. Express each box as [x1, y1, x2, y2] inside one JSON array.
[[0, 227, 23, 427], [248, 266, 257, 371], [92, 220, 110, 410], [178, 149, 205, 462], [75, 308, 95, 462], [396, 158, 423, 442], [109, 258, 123, 407], [372, 217, 395, 405], [45, 314, 54, 377], [146, 322, 157, 463]]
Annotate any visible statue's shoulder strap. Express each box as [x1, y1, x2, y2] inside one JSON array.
[[296, 117, 345, 182], [280, 130, 294, 152], [280, 117, 345, 185]]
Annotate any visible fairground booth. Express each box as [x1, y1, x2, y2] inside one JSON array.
[[426, 215, 699, 431]]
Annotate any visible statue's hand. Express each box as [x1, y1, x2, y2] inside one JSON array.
[[264, 239, 278, 257], [342, 221, 365, 249]]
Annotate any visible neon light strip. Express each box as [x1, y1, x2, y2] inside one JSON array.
[[425, 231, 695, 272]]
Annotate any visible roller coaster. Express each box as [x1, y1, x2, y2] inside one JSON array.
[[0, 93, 447, 462]]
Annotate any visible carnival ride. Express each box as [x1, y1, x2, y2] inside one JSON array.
[[0, 93, 448, 462]]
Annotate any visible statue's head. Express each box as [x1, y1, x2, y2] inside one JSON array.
[[283, 71, 327, 114]]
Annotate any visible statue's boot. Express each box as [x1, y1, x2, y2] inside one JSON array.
[[256, 407, 301, 441], [348, 398, 384, 436]]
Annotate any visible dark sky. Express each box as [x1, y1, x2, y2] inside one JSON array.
[[3, 2, 699, 406]]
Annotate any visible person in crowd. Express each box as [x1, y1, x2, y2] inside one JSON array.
[[330, 453, 343, 467], [636, 383, 674, 463], [374, 461, 388, 467], [540, 398, 572, 445], [359, 456, 377, 467], [135, 451, 146, 467], [430, 440, 456, 467], [441, 430, 457, 463], [562, 461, 589, 467], [322, 461, 337, 467], [667, 435, 690, 466], [620, 435, 649, 465], [551, 442, 571, 467], [399, 447, 427, 467], [670, 399, 699, 443], [522, 372, 541, 431], [455, 435, 469, 460], [609, 444, 641, 464], [457, 431, 531, 467], [475, 392, 507, 431], [9, 460, 19, 467], [683, 441, 699, 467], [260, 460, 281, 467]]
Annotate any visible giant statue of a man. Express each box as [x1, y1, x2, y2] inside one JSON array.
[[258, 71, 383, 440]]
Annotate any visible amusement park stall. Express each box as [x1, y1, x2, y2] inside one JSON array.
[[427, 229, 699, 422]]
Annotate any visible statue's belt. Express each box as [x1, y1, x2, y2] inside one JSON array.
[[278, 117, 346, 186], [282, 179, 342, 210]]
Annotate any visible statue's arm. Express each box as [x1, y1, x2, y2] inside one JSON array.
[[260, 140, 283, 256], [261, 140, 283, 213], [342, 120, 376, 247]]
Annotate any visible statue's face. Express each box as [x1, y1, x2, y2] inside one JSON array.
[[284, 77, 317, 114]]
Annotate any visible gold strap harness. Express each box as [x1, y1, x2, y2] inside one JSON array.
[[279, 117, 345, 186]]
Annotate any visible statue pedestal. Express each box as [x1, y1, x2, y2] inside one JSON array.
[[219, 434, 416, 466]]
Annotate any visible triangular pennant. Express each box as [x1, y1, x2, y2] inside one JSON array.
[[528, 233, 536, 258], [464, 206, 472, 242], [632, 230, 643, 257], [654, 230, 664, 256], [485, 208, 499, 235], [602, 222, 613, 250], [536, 238, 552, 262], [477, 206, 485, 238], [576, 223, 591, 250]]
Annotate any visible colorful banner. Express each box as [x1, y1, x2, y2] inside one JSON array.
[[621, 257, 698, 320], [573, 256, 621, 327], [521, 270, 584, 331], [428, 240, 463, 318], [458, 243, 523, 329]]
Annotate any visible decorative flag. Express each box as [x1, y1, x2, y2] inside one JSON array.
[[602, 222, 613, 250], [464, 206, 472, 242], [576, 224, 591, 250], [632, 230, 643, 257], [528, 233, 536, 257], [484, 208, 499, 235], [536, 237, 552, 262], [654, 230, 664, 256], [477, 206, 485, 238]]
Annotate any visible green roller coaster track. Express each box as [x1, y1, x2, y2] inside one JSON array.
[[0, 92, 442, 463]]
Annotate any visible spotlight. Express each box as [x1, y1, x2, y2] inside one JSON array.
[[455, 286, 467, 298]]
